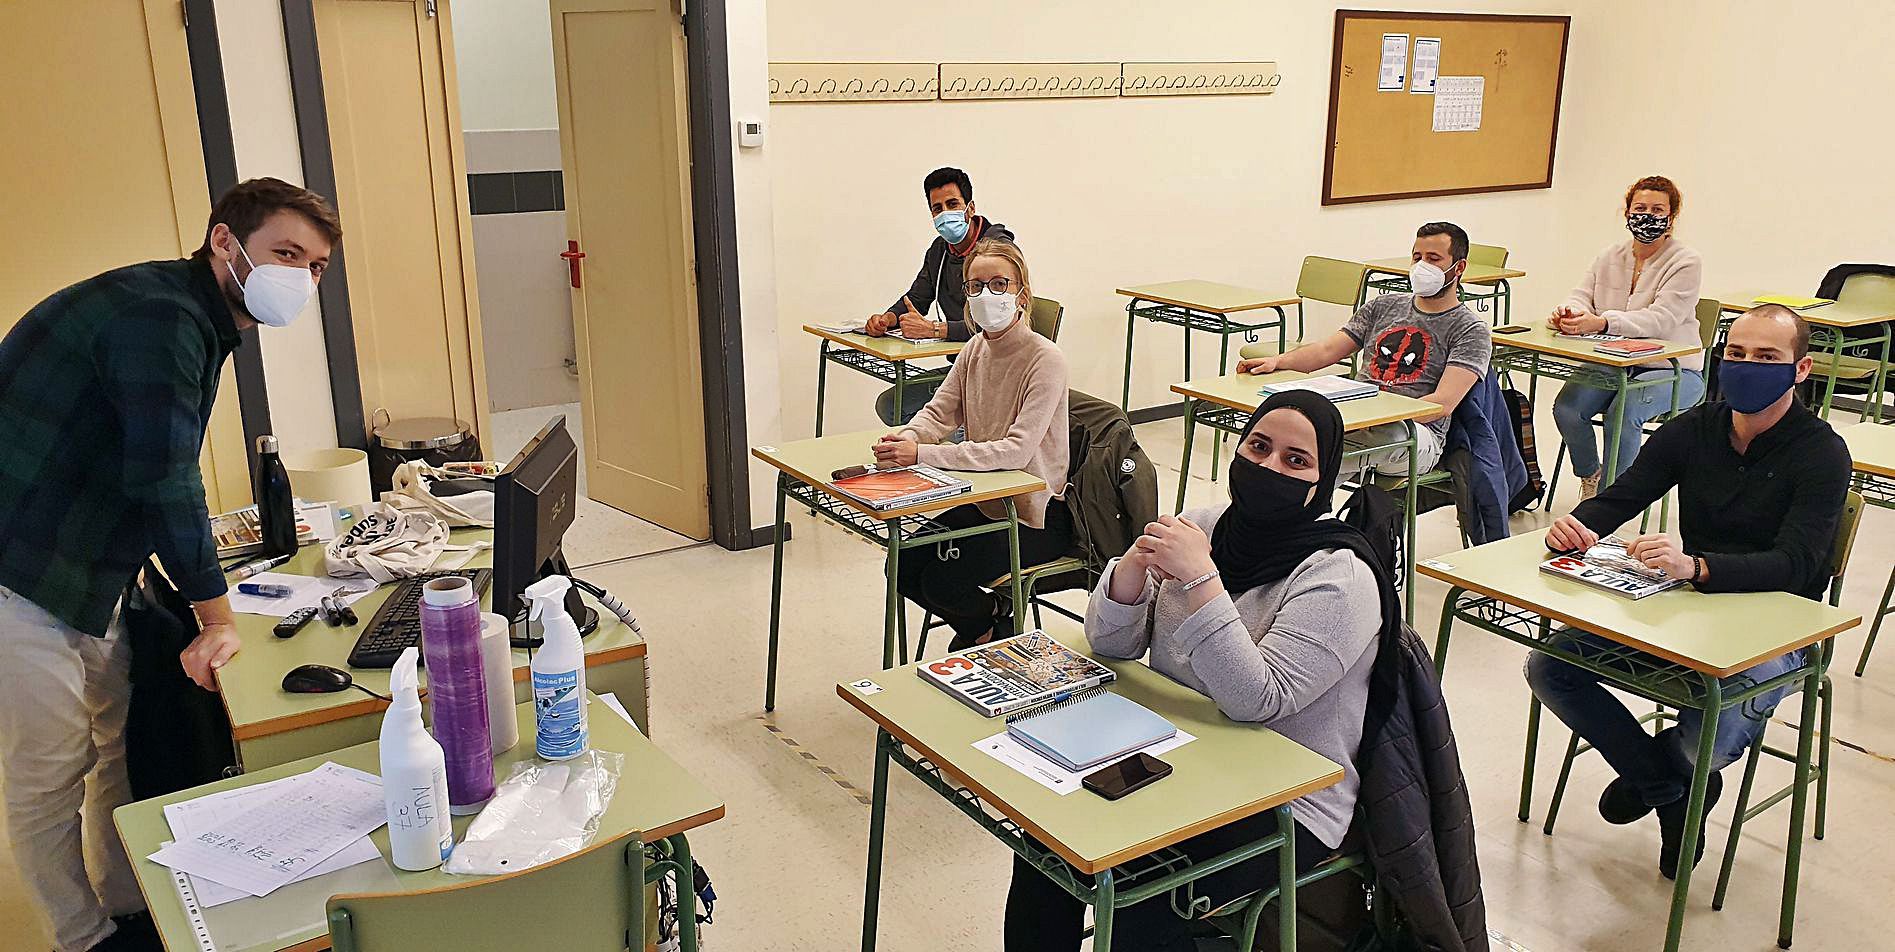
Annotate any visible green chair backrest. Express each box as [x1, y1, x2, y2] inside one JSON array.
[[1296, 256, 1370, 308], [1836, 272, 1895, 311], [327, 832, 644, 951], [1468, 243, 1510, 268], [1694, 298, 1722, 351], [1831, 490, 1866, 586], [1030, 295, 1064, 342]]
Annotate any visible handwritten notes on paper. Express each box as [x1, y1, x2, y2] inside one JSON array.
[[1432, 76, 1485, 132], [1411, 37, 1441, 94], [150, 763, 387, 898], [1378, 33, 1409, 91], [162, 769, 384, 907]]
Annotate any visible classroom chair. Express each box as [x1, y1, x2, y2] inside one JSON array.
[[1804, 267, 1895, 421], [907, 556, 1097, 663], [1030, 295, 1065, 342], [1542, 297, 1723, 517], [1461, 243, 1511, 322], [327, 831, 646, 951], [1528, 492, 1864, 948], [1854, 563, 1895, 677], [1198, 847, 1392, 951]]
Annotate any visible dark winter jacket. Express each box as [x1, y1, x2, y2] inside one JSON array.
[[1441, 371, 1529, 545], [1062, 391, 1157, 570], [1355, 624, 1489, 952]]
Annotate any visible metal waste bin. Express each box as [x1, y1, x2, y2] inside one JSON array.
[[367, 411, 482, 496]]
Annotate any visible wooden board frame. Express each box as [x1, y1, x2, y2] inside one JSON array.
[[1322, 9, 1570, 206]]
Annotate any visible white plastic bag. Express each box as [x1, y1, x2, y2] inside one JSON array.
[[383, 461, 496, 528], [442, 750, 623, 876]]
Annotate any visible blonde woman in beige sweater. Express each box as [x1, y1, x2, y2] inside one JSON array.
[[873, 239, 1070, 651], [1549, 175, 1705, 498]]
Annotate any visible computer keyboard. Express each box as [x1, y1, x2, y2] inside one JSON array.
[[346, 569, 494, 669]]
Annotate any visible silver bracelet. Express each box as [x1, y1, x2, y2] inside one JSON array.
[[1180, 570, 1219, 591]]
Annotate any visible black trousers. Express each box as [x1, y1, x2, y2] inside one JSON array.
[[1003, 810, 1328, 952], [895, 499, 1072, 651]]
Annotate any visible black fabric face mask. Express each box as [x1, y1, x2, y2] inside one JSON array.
[[1226, 454, 1317, 527]]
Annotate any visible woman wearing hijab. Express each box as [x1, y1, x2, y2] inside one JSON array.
[[1002, 390, 1398, 951]]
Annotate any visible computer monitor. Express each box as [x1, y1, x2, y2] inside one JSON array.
[[492, 414, 597, 646]]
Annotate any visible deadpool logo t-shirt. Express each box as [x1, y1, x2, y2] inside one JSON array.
[[1341, 293, 1492, 437]]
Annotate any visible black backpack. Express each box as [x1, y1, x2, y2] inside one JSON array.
[[1338, 484, 1405, 588], [1500, 385, 1546, 511]]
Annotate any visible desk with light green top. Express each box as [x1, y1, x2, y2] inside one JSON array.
[[1713, 294, 1894, 420], [1360, 256, 1528, 324], [115, 696, 723, 952], [804, 325, 964, 436], [1169, 369, 1443, 621], [1836, 422, 1895, 676], [1419, 533, 1860, 952], [1117, 280, 1301, 419], [838, 625, 1342, 952], [1485, 325, 1700, 492], [753, 431, 1046, 711], [219, 529, 647, 770]]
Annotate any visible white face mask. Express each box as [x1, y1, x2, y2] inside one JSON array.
[[968, 290, 1020, 334], [1408, 259, 1453, 298], [226, 238, 316, 328]]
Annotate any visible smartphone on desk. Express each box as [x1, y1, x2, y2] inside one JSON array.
[[1083, 752, 1172, 800], [1493, 324, 1531, 335]]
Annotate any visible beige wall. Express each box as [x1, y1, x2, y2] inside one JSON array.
[[728, 0, 787, 524], [451, 0, 560, 131]]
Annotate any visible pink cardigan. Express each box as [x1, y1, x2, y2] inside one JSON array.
[[1563, 239, 1704, 371]]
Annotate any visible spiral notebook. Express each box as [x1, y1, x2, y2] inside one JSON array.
[[1005, 692, 1178, 774]]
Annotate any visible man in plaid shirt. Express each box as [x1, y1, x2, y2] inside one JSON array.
[[0, 178, 339, 952]]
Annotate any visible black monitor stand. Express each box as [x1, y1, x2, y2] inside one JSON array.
[[508, 549, 600, 648]]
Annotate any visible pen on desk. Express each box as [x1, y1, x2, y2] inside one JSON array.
[[832, 463, 882, 481], [236, 582, 293, 599], [228, 553, 291, 580]]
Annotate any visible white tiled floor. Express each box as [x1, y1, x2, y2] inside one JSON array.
[[4, 410, 1892, 950]]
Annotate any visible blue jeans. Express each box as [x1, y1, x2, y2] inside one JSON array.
[[1525, 630, 1809, 807], [876, 380, 945, 427], [1552, 368, 1705, 481]]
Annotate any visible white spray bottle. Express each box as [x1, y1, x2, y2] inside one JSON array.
[[526, 575, 589, 761], [380, 646, 453, 870]]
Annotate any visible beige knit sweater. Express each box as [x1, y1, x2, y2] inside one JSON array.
[[902, 317, 1069, 528], [1563, 239, 1705, 371]]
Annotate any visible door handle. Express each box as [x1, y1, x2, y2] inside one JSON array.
[[560, 240, 586, 289]]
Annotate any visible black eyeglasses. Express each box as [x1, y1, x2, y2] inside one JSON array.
[[963, 276, 1015, 297]]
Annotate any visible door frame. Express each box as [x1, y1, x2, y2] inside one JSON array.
[[279, 0, 761, 550]]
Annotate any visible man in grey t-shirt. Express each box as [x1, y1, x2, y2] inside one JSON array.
[[1238, 222, 1492, 475]]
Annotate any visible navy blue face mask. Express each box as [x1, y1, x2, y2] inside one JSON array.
[[1720, 359, 1799, 413]]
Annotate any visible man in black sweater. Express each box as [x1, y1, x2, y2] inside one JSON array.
[[1526, 304, 1851, 880], [860, 167, 1016, 425]]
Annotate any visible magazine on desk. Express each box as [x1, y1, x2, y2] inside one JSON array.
[[828, 464, 972, 511], [211, 501, 337, 558], [917, 629, 1118, 717], [1540, 537, 1685, 599]]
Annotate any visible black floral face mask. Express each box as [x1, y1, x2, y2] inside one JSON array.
[[1626, 212, 1670, 244]]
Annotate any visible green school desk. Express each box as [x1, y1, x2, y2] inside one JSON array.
[[1359, 256, 1529, 325], [1117, 280, 1301, 416], [1485, 326, 1699, 489], [1836, 422, 1895, 675], [115, 696, 723, 952], [1712, 295, 1894, 421], [753, 431, 1046, 711], [217, 528, 647, 770], [804, 324, 964, 436], [1168, 370, 1443, 622], [838, 626, 1342, 952], [1419, 534, 1860, 952]]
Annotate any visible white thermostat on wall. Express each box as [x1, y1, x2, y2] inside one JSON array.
[[738, 118, 765, 149]]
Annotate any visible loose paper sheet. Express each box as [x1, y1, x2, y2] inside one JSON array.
[[228, 572, 375, 618], [150, 762, 388, 898], [1432, 75, 1484, 132], [1378, 33, 1409, 91], [163, 770, 384, 907], [1410, 37, 1441, 93], [974, 729, 1196, 796]]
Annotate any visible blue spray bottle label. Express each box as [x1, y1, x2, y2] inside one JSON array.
[[533, 668, 586, 759]]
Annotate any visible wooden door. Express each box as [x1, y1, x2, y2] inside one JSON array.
[[0, 0, 249, 510], [550, 0, 709, 539], [312, 0, 491, 446]]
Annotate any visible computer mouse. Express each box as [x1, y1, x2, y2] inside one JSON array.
[[282, 663, 355, 694]]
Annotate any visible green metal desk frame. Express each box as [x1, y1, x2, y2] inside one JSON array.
[[859, 729, 1302, 952], [1712, 316, 1890, 422], [1176, 400, 1423, 623], [1496, 349, 1686, 492], [814, 337, 952, 437], [764, 473, 1026, 711], [1432, 589, 1825, 952], [1850, 465, 1895, 676], [1121, 297, 1291, 481], [1365, 274, 1516, 326]]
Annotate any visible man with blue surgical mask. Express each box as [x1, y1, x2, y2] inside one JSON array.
[[0, 178, 338, 952], [862, 167, 1017, 426], [1530, 304, 1849, 882]]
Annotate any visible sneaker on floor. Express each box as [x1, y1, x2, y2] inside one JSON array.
[[1657, 771, 1723, 881], [1598, 776, 1654, 825], [1578, 472, 1601, 502]]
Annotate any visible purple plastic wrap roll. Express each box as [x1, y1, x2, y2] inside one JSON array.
[[419, 577, 494, 814]]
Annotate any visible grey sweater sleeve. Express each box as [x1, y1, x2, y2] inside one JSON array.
[[1085, 557, 1155, 660], [1171, 549, 1382, 723]]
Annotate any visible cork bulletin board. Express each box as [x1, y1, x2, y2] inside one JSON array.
[[1322, 10, 1571, 205]]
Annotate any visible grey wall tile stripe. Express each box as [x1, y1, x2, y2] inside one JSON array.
[[469, 170, 565, 215]]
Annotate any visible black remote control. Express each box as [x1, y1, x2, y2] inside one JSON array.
[[273, 607, 318, 639]]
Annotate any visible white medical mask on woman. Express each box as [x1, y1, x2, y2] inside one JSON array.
[[968, 290, 1020, 334], [1408, 260, 1456, 298], [226, 239, 316, 328]]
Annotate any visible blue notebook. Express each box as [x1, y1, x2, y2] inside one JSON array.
[[1005, 691, 1177, 773]]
